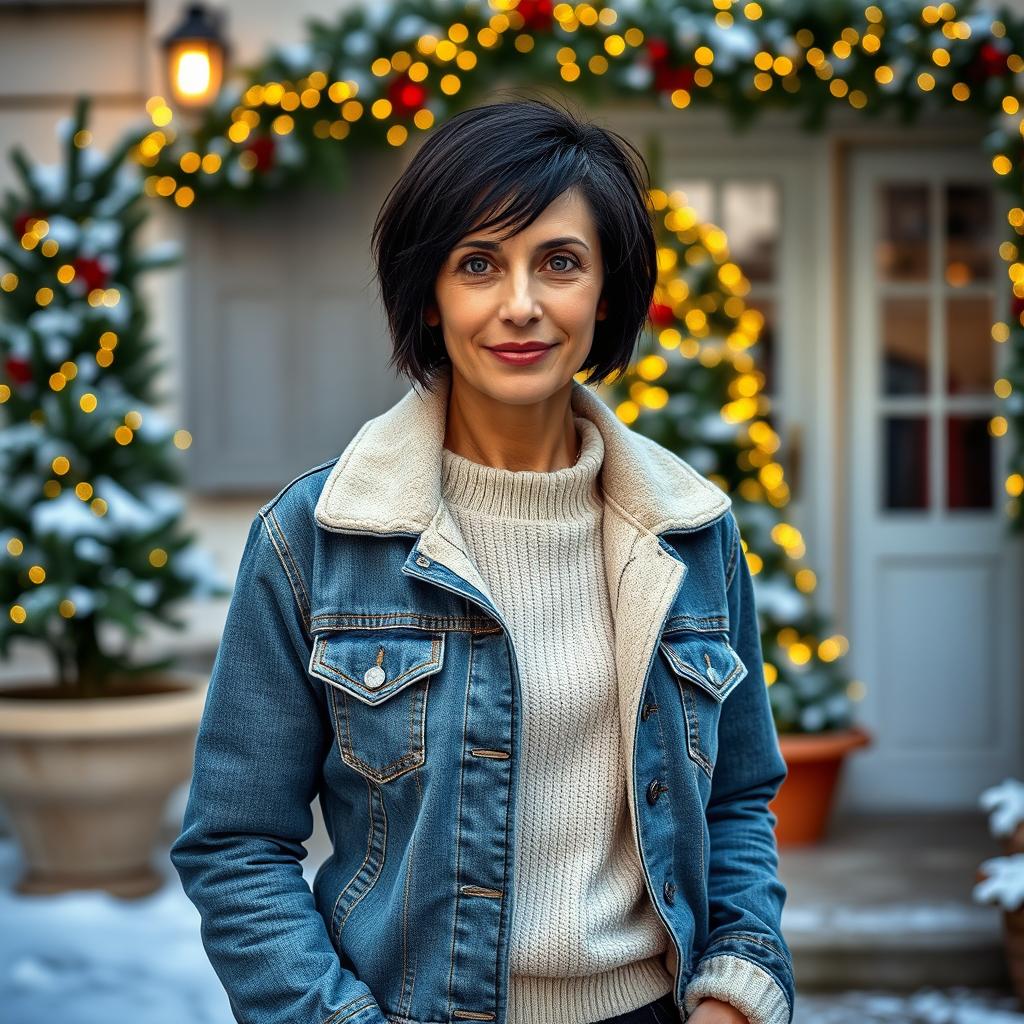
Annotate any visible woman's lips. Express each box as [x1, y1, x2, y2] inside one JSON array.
[[487, 346, 554, 365]]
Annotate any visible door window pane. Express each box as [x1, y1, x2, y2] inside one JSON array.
[[722, 181, 778, 283], [945, 183, 993, 284], [946, 295, 994, 395], [946, 415, 993, 509], [877, 183, 930, 281], [882, 296, 929, 395], [669, 180, 714, 224], [883, 416, 929, 509]]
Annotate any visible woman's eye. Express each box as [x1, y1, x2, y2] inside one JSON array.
[[548, 252, 580, 272], [461, 256, 491, 275]]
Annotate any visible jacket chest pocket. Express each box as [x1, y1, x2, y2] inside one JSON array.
[[309, 627, 445, 784], [659, 630, 746, 780]]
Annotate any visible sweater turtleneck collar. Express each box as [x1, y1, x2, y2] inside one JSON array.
[[440, 414, 604, 522]]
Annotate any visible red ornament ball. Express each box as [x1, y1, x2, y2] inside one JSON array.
[[387, 74, 428, 117], [648, 301, 676, 327], [967, 41, 1009, 82], [516, 0, 554, 31], [4, 355, 33, 387], [244, 135, 276, 173], [646, 38, 670, 64], [72, 256, 109, 292]]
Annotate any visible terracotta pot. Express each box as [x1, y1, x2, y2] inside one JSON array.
[[0, 672, 209, 898], [769, 725, 872, 847]]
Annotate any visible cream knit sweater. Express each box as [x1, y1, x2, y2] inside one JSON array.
[[439, 413, 675, 1024]]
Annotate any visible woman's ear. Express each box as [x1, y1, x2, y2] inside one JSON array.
[[596, 296, 607, 321], [424, 303, 440, 327]]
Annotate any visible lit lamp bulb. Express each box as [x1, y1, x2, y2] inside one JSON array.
[[161, 3, 229, 111]]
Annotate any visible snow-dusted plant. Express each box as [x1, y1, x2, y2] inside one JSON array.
[[973, 778, 1024, 914], [979, 778, 1024, 840], [974, 853, 1024, 913], [0, 97, 230, 695]]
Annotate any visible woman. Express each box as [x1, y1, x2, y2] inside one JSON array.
[[172, 96, 794, 1024]]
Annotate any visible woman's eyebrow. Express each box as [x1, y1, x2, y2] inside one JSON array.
[[452, 236, 590, 253]]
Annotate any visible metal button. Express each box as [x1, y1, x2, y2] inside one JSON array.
[[646, 778, 668, 805], [415, 555, 430, 567], [363, 665, 386, 689], [641, 702, 658, 721], [663, 880, 676, 906]]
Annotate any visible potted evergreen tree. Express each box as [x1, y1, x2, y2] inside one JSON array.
[[0, 98, 229, 897]]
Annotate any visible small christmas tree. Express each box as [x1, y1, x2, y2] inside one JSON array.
[[0, 97, 229, 697], [604, 187, 859, 734]]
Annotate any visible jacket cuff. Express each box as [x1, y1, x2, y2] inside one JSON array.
[[683, 953, 791, 1024]]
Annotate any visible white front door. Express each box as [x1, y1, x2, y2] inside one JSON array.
[[845, 146, 1024, 808]]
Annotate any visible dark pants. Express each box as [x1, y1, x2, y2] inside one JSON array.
[[589, 990, 678, 1024]]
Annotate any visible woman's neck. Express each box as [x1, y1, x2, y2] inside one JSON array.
[[442, 373, 581, 472]]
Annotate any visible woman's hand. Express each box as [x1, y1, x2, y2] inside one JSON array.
[[687, 996, 751, 1024]]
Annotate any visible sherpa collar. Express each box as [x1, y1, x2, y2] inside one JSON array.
[[313, 363, 730, 537]]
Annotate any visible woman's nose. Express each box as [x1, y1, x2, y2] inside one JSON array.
[[499, 271, 542, 322]]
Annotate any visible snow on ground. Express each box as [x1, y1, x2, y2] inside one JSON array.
[[784, 901, 998, 937], [794, 989, 1024, 1024], [0, 839, 1021, 1024], [0, 840, 234, 1024]]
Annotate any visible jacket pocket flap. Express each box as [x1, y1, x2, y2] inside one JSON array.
[[309, 629, 445, 706], [658, 630, 746, 702]]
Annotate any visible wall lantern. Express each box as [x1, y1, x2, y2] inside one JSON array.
[[161, 3, 230, 111]]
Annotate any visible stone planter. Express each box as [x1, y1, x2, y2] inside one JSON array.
[[769, 725, 872, 846], [0, 672, 209, 898]]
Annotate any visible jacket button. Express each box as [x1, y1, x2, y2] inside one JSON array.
[[363, 666, 386, 688], [663, 880, 676, 906], [641, 702, 657, 721], [415, 555, 430, 567], [646, 778, 668, 805]]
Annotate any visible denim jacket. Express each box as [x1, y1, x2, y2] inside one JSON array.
[[171, 364, 795, 1024]]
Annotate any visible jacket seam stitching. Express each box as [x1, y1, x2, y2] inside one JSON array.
[[399, 749, 423, 1019], [258, 510, 311, 636], [329, 765, 376, 944], [320, 995, 377, 1024], [311, 612, 500, 633], [703, 930, 791, 963], [268, 507, 311, 622], [338, 781, 387, 934], [724, 516, 739, 591], [447, 632, 474, 1012]]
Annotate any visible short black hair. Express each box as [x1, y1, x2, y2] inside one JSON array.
[[370, 92, 657, 392]]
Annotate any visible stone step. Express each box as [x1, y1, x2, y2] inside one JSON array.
[[778, 811, 1009, 990]]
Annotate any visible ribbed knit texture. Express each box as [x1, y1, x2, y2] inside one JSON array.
[[440, 415, 675, 1024]]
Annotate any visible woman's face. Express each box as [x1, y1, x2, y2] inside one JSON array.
[[425, 187, 607, 406]]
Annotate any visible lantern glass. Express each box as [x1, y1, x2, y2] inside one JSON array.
[[168, 39, 223, 107]]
